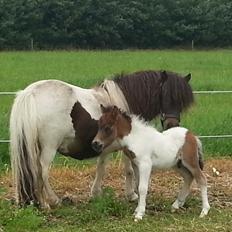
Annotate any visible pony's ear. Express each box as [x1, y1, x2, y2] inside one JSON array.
[[184, 73, 191, 82], [161, 71, 168, 84], [100, 104, 107, 113]]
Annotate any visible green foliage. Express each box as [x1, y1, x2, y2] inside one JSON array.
[[0, 194, 232, 232], [0, 201, 44, 232], [51, 187, 130, 226], [0, 0, 232, 49]]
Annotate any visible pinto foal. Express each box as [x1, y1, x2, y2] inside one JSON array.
[[92, 105, 210, 221]]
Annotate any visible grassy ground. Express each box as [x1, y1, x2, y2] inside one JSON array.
[[1, 158, 232, 232], [0, 50, 232, 231], [0, 192, 231, 232]]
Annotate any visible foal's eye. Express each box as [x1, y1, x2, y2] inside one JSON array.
[[104, 126, 112, 134]]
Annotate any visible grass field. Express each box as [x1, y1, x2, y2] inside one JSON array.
[[0, 50, 232, 231]]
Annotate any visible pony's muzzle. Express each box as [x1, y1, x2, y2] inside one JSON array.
[[92, 140, 103, 153]]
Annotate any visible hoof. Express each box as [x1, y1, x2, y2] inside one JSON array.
[[171, 207, 178, 213], [199, 205, 210, 218], [134, 208, 145, 221], [134, 214, 143, 222], [199, 209, 209, 218]]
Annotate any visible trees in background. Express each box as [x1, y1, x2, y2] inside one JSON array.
[[0, 0, 231, 49]]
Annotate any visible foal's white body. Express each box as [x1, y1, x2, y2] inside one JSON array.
[[123, 121, 187, 169], [117, 117, 210, 220]]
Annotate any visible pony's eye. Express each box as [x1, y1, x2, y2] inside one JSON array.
[[104, 126, 112, 134]]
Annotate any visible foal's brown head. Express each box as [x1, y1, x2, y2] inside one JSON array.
[[92, 105, 131, 153]]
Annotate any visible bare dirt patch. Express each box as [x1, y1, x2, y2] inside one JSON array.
[[1, 158, 232, 208]]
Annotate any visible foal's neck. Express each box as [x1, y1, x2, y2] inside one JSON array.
[[119, 115, 160, 146]]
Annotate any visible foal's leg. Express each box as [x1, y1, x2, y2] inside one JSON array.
[[134, 161, 152, 221], [182, 161, 210, 217], [172, 166, 193, 211], [40, 146, 60, 208], [124, 155, 138, 201], [193, 170, 210, 217], [132, 161, 139, 193], [91, 153, 109, 196]]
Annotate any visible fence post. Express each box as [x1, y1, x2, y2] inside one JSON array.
[[191, 40, 194, 50], [30, 38, 34, 50]]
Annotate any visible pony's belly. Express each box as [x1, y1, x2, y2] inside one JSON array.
[[151, 151, 178, 169], [58, 136, 100, 160]]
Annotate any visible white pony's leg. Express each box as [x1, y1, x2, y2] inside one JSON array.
[[40, 146, 60, 208], [134, 162, 152, 221], [91, 153, 109, 196], [172, 167, 193, 211], [124, 156, 138, 201]]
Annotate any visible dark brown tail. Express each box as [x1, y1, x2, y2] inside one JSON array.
[[196, 137, 204, 170]]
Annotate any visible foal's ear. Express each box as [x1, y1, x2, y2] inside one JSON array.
[[161, 71, 168, 84], [112, 106, 119, 118], [100, 104, 107, 113], [184, 73, 191, 82]]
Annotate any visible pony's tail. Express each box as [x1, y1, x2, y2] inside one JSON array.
[[10, 90, 43, 206], [196, 137, 204, 170]]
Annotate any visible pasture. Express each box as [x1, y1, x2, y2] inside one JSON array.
[[0, 50, 232, 231]]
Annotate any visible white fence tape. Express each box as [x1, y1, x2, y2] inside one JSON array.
[[0, 90, 232, 143]]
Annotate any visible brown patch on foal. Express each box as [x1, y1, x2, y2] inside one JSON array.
[[116, 112, 132, 139], [180, 131, 201, 173]]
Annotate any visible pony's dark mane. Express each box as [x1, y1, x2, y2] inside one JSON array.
[[113, 71, 194, 121], [162, 72, 194, 111]]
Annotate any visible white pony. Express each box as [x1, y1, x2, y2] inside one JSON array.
[[92, 105, 210, 221], [10, 70, 194, 207]]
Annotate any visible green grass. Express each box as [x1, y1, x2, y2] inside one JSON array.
[[0, 187, 232, 232]]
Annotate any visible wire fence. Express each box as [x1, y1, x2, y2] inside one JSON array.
[[0, 90, 232, 143]]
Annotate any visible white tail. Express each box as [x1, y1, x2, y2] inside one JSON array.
[[10, 90, 43, 205]]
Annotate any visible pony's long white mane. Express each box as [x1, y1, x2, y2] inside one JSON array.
[[101, 80, 130, 111]]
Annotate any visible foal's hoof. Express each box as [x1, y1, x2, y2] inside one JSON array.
[[171, 207, 178, 213], [199, 208, 210, 218], [171, 202, 179, 213], [134, 208, 145, 222], [134, 215, 143, 222]]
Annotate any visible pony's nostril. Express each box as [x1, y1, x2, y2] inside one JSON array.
[[92, 141, 103, 152]]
